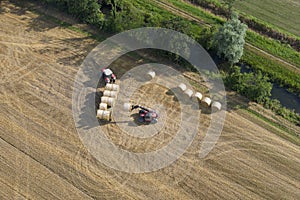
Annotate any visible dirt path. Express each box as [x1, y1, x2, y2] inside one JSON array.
[[1, 1, 300, 199]]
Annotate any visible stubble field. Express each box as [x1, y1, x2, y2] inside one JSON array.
[[1, 1, 300, 199]]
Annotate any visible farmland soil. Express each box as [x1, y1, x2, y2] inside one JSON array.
[[1, 1, 300, 199]]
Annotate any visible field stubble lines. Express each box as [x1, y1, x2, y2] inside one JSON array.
[[203, 114, 300, 197], [0, 137, 94, 200], [0, 108, 131, 199], [0, 167, 29, 199], [0, 11, 88, 85], [1, 80, 147, 199], [0, 178, 27, 199]]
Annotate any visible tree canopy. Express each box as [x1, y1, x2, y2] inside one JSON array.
[[213, 12, 247, 65]]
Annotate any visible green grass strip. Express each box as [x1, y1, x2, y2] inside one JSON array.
[[243, 108, 300, 146], [162, 0, 224, 24], [242, 49, 300, 95], [164, 0, 300, 67], [246, 31, 300, 67]]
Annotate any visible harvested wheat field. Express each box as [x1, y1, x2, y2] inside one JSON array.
[[1, 1, 300, 199]]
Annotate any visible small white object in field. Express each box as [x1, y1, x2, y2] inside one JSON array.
[[211, 101, 222, 112], [123, 103, 131, 111], [99, 103, 108, 110], [97, 109, 111, 120], [147, 70, 156, 79], [202, 97, 212, 107], [105, 84, 119, 91], [96, 109, 102, 118], [101, 96, 108, 103], [194, 92, 203, 101], [101, 96, 115, 106], [184, 89, 193, 97], [178, 83, 187, 91], [103, 90, 118, 98]]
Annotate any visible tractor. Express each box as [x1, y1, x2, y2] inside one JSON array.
[[130, 105, 159, 123], [101, 68, 116, 84]]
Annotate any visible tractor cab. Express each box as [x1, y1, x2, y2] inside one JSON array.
[[102, 68, 116, 84], [103, 68, 113, 76], [143, 111, 158, 122]]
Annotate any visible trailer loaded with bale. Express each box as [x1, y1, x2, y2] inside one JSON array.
[[96, 83, 120, 121]]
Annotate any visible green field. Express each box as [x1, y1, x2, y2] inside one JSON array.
[[235, 0, 300, 36], [164, 0, 300, 66]]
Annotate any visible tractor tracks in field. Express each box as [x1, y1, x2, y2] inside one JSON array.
[[154, 0, 300, 72]]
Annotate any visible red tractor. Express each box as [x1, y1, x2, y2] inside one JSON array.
[[101, 68, 116, 84], [131, 105, 159, 123]]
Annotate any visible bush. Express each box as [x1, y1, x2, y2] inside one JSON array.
[[242, 50, 300, 96], [198, 26, 217, 50], [263, 98, 300, 124], [224, 66, 272, 103], [224, 66, 300, 124], [41, 0, 104, 28], [104, 0, 145, 32]]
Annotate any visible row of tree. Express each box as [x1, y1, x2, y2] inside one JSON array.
[[41, 0, 200, 33], [41, 0, 247, 66], [42, 0, 104, 27]]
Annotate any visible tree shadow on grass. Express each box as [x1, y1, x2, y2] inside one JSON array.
[[26, 14, 60, 32], [225, 90, 251, 112], [6, 0, 59, 32], [4, 0, 26, 15]]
